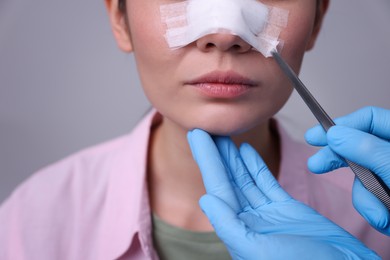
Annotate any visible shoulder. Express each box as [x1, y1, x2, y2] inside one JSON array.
[[5, 132, 135, 204], [2, 109, 156, 207], [0, 133, 136, 227], [0, 111, 156, 258]]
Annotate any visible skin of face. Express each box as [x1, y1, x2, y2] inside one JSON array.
[[105, 0, 329, 136]]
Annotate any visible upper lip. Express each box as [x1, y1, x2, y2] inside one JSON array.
[[186, 70, 257, 86]]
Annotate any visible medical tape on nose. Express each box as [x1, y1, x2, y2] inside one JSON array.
[[160, 0, 289, 58]]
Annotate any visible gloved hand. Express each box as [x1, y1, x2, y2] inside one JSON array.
[[188, 129, 379, 260], [305, 106, 390, 235]]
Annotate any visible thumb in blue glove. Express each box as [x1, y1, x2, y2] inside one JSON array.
[[188, 129, 379, 259], [305, 106, 390, 235]]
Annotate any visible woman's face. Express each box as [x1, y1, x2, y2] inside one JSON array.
[[107, 0, 328, 135]]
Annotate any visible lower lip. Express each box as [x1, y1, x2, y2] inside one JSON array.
[[191, 83, 251, 98]]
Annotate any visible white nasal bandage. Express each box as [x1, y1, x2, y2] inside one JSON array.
[[160, 0, 289, 58]]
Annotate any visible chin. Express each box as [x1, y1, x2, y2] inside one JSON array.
[[190, 116, 264, 136]]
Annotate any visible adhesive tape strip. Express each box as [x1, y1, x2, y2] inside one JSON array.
[[160, 0, 289, 57]]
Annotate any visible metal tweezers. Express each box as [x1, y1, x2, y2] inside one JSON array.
[[272, 50, 390, 211]]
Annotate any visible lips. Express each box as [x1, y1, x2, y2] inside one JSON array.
[[186, 71, 257, 98]]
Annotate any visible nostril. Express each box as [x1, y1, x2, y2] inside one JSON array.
[[232, 44, 241, 51], [197, 34, 252, 53], [206, 43, 215, 49], [204, 43, 244, 51]]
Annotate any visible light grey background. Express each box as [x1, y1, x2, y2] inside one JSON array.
[[1, 1, 390, 203]]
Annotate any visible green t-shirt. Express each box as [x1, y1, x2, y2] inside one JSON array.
[[152, 214, 231, 260]]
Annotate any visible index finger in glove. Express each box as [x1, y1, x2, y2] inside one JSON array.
[[305, 106, 390, 146], [327, 125, 390, 184], [214, 136, 271, 210], [332, 107, 390, 140], [239, 143, 291, 202], [188, 129, 241, 212], [307, 145, 347, 174]]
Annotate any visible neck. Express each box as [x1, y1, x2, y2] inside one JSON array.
[[148, 115, 280, 231]]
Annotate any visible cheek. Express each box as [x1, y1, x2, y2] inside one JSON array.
[[127, 4, 180, 101], [279, 7, 316, 71], [129, 7, 166, 55]]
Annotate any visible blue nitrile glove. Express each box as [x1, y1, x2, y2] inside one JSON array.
[[187, 129, 379, 260], [305, 106, 390, 235]]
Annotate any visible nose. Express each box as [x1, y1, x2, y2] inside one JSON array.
[[196, 33, 252, 53]]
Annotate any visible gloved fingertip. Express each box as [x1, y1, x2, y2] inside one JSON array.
[[187, 130, 197, 160], [198, 194, 209, 211], [239, 142, 252, 150], [187, 129, 210, 161], [307, 156, 322, 174], [304, 125, 327, 146], [354, 199, 390, 233], [199, 194, 222, 223], [304, 129, 316, 144], [187, 130, 192, 138], [198, 195, 218, 228], [190, 128, 206, 137], [307, 153, 331, 174], [239, 142, 252, 155], [186, 131, 192, 146], [353, 179, 390, 234]]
